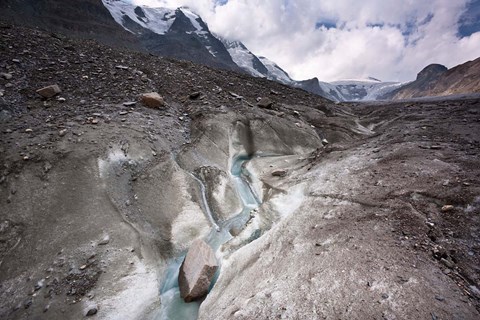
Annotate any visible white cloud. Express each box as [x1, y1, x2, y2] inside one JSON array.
[[132, 0, 480, 82]]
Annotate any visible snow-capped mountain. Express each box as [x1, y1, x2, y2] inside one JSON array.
[[101, 0, 401, 102], [102, 0, 241, 72]]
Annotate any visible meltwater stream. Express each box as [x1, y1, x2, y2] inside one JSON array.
[[155, 155, 261, 320]]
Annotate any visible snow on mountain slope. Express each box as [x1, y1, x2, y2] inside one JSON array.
[[102, 0, 175, 35], [219, 38, 267, 77], [258, 57, 293, 84]]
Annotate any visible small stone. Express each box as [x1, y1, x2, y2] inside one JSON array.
[[80, 265, 87, 270], [189, 92, 201, 99], [123, 101, 136, 107], [59, 129, 67, 137], [23, 156, 29, 161], [91, 119, 99, 124], [36, 85, 61, 98], [85, 304, 98, 316], [321, 138, 329, 146], [141, 92, 165, 109], [115, 65, 129, 70], [35, 279, 45, 291], [441, 205, 454, 212], [24, 298, 32, 309], [435, 295, 445, 301], [257, 97, 273, 108], [43, 304, 50, 313], [25, 128, 33, 133], [57, 97, 66, 102], [98, 235, 110, 245], [381, 293, 389, 299], [12, 59, 20, 63], [229, 91, 243, 100], [0, 72, 13, 80], [119, 111, 128, 115], [271, 169, 287, 177], [440, 257, 455, 269]]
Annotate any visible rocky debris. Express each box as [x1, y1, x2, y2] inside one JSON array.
[[257, 97, 273, 108], [271, 169, 288, 177], [98, 234, 110, 245], [141, 92, 165, 108], [178, 239, 218, 302], [36, 84, 61, 98], [0, 72, 13, 80], [441, 205, 454, 212]]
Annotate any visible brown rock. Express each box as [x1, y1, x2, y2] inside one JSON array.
[[178, 239, 218, 302], [257, 97, 274, 109], [141, 92, 165, 108], [36, 85, 61, 98]]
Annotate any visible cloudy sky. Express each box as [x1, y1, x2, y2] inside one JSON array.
[[132, 0, 480, 82]]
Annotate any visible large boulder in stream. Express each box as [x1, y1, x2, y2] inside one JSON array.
[[178, 239, 219, 302]]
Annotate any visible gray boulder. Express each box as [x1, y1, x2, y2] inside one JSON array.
[[178, 239, 218, 302]]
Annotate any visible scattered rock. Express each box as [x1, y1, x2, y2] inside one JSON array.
[[23, 298, 32, 309], [229, 92, 243, 100], [98, 234, 110, 245], [178, 239, 218, 302], [123, 101, 136, 107], [321, 138, 329, 146], [0, 72, 13, 80], [115, 65, 129, 70], [119, 111, 128, 115], [36, 84, 61, 98], [59, 129, 67, 137], [271, 169, 288, 177], [35, 279, 45, 291], [441, 205, 454, 212], [141, 92, 165, 108], [85, 303, 98, 316], [189, 92, 201, 99], [25, 128, 33, 133], [257, 97, 273, 108], [440, 258, 455, 269]]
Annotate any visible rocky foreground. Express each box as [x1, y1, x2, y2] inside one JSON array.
[[1, 23, 480, 319]]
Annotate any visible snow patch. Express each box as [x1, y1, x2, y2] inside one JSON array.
[[259, 56, 292, 84]]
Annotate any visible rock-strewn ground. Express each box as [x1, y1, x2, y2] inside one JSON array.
[[1, 23, 479, 320]]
